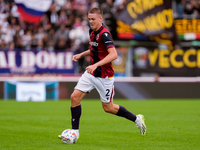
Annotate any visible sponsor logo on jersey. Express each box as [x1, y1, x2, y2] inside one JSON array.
[[89, 42, 98, 46]]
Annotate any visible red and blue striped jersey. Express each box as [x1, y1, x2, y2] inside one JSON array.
[[89, 24, 115, 78]]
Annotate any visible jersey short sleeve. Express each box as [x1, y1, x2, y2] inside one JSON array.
[[101, 32, 115, 49]]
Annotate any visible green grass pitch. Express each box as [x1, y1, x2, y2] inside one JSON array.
[[0, 99, 200, 150]]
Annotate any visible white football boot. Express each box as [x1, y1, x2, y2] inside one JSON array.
[[135, 114, 146, 135]]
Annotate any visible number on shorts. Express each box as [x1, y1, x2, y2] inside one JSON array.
[[106, 89, 110, 96]]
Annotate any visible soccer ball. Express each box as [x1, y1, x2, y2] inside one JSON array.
[[61, 129, 78, 144]]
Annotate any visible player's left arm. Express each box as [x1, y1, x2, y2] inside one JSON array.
[[94, 47, 118, 66]]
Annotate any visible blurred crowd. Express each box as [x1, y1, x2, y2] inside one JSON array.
[[0, 0, 97, 51], [0, 0, 127, 73], [0, 0, 128, 50], [0, 0, 199, 49], [175, 0, 200, 18]]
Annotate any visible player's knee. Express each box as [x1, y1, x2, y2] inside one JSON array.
[[70, 93, 81, 107], [102, 103, 119, 114], [70, 93, 79, 103]]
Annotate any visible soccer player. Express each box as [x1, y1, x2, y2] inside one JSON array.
[[68, 7, 146, 138]]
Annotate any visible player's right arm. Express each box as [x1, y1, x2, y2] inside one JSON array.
[[72, 50, 90, 62]]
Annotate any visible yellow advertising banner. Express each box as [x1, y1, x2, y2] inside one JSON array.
[[133, 47, 200, 76]]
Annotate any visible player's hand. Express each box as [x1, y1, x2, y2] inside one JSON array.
[[86, 64, 97, 74], [72, 54, 81, 62]]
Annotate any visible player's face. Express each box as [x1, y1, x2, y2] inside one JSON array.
[[88, 13, 102, 31]]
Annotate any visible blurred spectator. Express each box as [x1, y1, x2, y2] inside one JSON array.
[[55, 35, 66, 50], [22, 30, 31, 50], [58, 10, 67, 25], [114, 0, 128, 15], [36, 39, 44, 51], [0, 38, 6, 50], [41, 14, 51, 32], [176, 0, 184, 18], [9, 17, 18, 28], [87, 0, 99, 11], [73, 16, 82, 28], [71, 0, 88, 15], [1, 17, 9, 34], [69, 20, 90, 50], [194, 0, 200, 14], [10, 2, 20, 18], [0, 11, 7, 26], [18, 19, 26, 30], [45, 27, 55, 43], [184, 0, 195, 14], [50, 8, 59, 30], [8, 41, 14, 50], [0, 0, 6, 13], [30, 33, 37, 49], [100, 0, 117, 39], [55, 0, 66, 7], [13, 31, 23, 49], [46, 39, 54, 51], [35, 26, 45, 41], [3, 24, 15, 45], [55, 24, 69, 42]]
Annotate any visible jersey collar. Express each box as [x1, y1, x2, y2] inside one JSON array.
[[94, 23, 105, 34]]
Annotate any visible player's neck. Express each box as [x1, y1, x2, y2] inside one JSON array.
[[94, 23, 103, 32]]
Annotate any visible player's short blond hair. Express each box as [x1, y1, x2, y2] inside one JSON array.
[[88, 7, 103, 16]]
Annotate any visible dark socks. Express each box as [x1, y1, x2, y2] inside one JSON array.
[[71, 105, 81, 129], [116, 105, 137, 122]]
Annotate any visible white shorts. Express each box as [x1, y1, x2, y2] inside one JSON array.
[[75, 71, 115, 103]]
